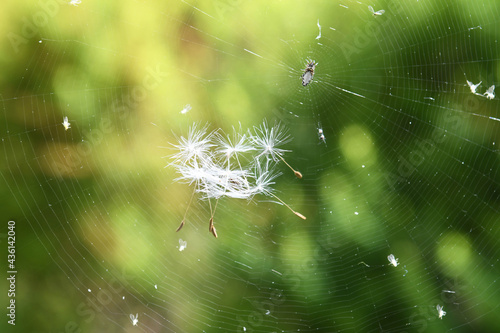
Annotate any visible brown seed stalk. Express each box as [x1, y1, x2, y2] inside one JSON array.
[[176, 220, 185, 232], [265, 190, 306, 220], [211, 226, 218, 238], [278, 155, 302, 179], [176, 188, 196, 232]]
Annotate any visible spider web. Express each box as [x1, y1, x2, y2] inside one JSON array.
[[1, 0, 500, 332]]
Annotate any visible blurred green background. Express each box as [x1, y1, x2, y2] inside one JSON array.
[[1, 0, 500, 332]]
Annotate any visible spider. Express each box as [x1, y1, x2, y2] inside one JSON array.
[[317, 122, 326, 145], [302, 60, 317, 86]]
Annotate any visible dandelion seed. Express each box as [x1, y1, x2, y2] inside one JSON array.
[[198, 167, 251, 199], [483, 85, 495, 99], [168, 121, 305, 237], [251, 121, 302, 178], [170, 123, 215, 167], [69, 0, 81, 6], [62, 116, 71, 131], [130, 313, 138, 326], [216, 127, 254, 161], [251, 164, 306, 220], [251, 121, 290, 161], [437, 304, 446, 319], [387, 254, 399, 267]]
